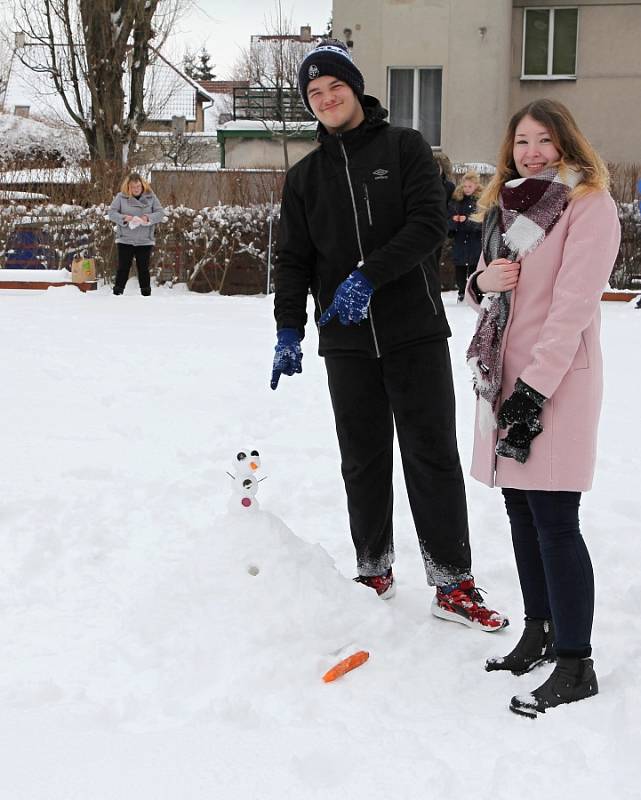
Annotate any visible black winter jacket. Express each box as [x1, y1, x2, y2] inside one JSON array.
[[274, 96, 450, 358], [447, 194, 482, 267]]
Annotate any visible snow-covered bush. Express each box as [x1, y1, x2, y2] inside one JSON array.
[[604, 162, 641, 289], [0, 192, 636, 291], [611, 201, 641, 289], [0, 201, 279, 293], [0, 203, 110, 271], [177, 203, 277, 293]]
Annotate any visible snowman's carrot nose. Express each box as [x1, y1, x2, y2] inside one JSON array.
[[250, 462, 259, 470]]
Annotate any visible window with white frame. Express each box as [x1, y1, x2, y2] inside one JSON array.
[[388, 67, 442, 146], [522, 7, 578, 78]]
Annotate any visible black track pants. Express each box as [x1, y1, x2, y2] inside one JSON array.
[[324, 340, 472, 586], [115, 244, 153, 293]]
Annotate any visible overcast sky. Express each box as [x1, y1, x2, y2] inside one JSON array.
[[168, 0, 333, 79]]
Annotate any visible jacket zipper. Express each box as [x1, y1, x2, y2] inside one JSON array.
[[338, 137, 381, 358], [420, 262, 438, 315], [363, 183, 373, 226], [315, 276, 323, 318]]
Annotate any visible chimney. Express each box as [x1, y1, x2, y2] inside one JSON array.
[[300, 25, 312, 42]]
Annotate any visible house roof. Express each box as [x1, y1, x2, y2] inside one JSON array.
[[250, 33, 324, 43], [199, 80, 250, 95], [2, 45, 213, 126], [149, 47, 216, 103]]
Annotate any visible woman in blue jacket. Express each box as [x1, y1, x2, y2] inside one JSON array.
[[108, 172, 165, 295]]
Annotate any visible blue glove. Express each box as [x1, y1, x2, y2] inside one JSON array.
[[319, 270, 374, 327], [270, 328, 302, 390]]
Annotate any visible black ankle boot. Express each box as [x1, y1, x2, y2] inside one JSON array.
[[485, 618, 555, 675], [510, 656, 598, 718]]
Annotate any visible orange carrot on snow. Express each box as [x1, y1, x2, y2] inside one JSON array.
[[322, 650, 370, 683]]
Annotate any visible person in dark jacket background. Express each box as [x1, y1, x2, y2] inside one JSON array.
[[108, 172, 165, 296], [270, 39, 507, 632], [448, 170, 482, 302], [434, 152, 455, 277]]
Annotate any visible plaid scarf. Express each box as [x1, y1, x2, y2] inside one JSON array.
[[466, 167, 582, 434]]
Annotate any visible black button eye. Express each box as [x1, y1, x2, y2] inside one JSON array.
[[250, 450, 259, 458], [242, 479, 252, 489], [236, 452, 247, 461]]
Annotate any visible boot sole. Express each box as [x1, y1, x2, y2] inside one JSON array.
[[509, 679, 598, 718], [485, 655, 556, 675], [431, 600, 509, 632], [509, 701, 538, 719]]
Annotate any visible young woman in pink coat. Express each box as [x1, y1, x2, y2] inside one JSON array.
[[465, 99, 620, 718]]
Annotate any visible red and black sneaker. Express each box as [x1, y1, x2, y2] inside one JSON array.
[[354, 568, 395, 600], [431, 579, 508, 632]]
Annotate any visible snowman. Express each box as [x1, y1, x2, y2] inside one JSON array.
[[228, 449, 263, 512]]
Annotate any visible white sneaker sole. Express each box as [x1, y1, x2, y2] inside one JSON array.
[[430, 598, 508, 632], [380, 581, 396, 600]]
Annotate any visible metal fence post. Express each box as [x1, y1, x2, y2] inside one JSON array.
[[266, 191, 274, 295]]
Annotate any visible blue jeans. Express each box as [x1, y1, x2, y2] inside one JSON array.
[[502, 488, 594, 658]]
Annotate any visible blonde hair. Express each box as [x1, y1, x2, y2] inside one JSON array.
[[477, 99, 610, 219], [452, 170, 482, 202], [120, 172, 151, 196]]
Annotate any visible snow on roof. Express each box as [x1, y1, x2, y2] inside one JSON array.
[[0, 110, 87, 164], [138, 130, 218, 139], [0, 166, 90, 185], [143, 48, 217, 122], [150, 48, 216, 103], [218, 120, 317, 132], [150, 162, 222, 172], [149, 163, 284, 174]]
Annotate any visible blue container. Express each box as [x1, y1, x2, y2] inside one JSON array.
[[5, 225, 56, 270]]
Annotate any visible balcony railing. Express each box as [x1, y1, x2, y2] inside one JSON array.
[[232, 87, 312, 121]]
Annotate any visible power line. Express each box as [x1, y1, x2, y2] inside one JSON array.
[[192, 3, 221, 24]]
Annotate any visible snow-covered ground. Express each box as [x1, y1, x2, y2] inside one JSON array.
[[0, 284, 639, 799]]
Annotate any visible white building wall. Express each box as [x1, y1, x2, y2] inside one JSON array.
[[332, 0, 513, 164]]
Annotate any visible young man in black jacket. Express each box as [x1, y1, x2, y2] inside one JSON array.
[[271, 40, 507, 632]]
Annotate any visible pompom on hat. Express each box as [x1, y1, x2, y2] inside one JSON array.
[[298, 39, 365, 115]]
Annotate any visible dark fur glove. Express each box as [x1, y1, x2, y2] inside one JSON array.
[[496, 379, 547, 464], [495, 420, 543, 464], [497, 378, 546, 429]]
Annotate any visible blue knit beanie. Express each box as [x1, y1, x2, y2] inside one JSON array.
[[298, 40, 365, 115]]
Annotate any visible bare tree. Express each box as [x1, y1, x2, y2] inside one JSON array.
[[0, 37, 12, 103], [12, 0, 185, 185], [235, 0, 316, 170], [156, 131, 212, 168]]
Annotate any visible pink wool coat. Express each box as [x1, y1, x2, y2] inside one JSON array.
[[466, 189, 621, 492]]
